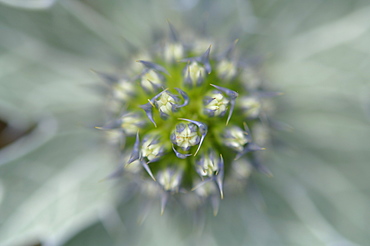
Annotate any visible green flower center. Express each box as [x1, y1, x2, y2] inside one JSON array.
[[97, 35, 275, 210]]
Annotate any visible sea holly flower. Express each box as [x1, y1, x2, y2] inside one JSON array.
[[95, 24, 280, 214]]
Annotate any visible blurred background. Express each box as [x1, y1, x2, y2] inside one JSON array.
[[0, 0, 370, 245]]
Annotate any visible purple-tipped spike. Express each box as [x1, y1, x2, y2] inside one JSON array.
[[146, 154, 163, 164], [210, 84, 238, 99], [139, 89, 168, 127], [92, 70, 119, 85], [160, 192, 169, 215], [174, 88, 189, 108], [234, 142, 265, 160], [103, 164, 124, 180], [137, 60, 169, 75], [141, 161, 156, 181], [199, 46, 212, 74], [191, 178, 212, 191], [167, 21, 179, 43], [172, 145, 192, 159], [140, 102, 156, 127], [146, 79, 161, 92], [178, 118, 207, 135], [221, 39, 239, 60], [181, 46, 211, 74], [152, 89, 168, 101], [211, 194, 220, 216], [248, 142, 265, 151], [251, 156, 272, 177], [96, 119, 121, 130], [243, 122, 253, 142], [203, 95, 214, 106], [127, 131, 141, 164], [215, 155, 224, 199], [230, 122, 265, 160]]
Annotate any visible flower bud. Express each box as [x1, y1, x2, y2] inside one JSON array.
[[164, 43, 184, 63], [183, 62, 206, 87], [141, 135, 164, 162], [140, 70, 163, 93], [155, 91, 179, 118], [157, 168, 183, 192], [120, 113, 145, 135], [240, 96, 261, 119], [203, 90, 230, 117], [217, 60, 237, 80], [241, 66, 262, 90], [222, 126, 248, 152], [171, 123, 200, 151], [112, 78, 135, 101], [196, 150, 219, 177]]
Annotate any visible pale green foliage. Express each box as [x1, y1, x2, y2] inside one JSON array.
[[0, 0, 369, 246]]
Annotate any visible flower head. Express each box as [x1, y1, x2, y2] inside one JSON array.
[[96, 24, 280, 214]]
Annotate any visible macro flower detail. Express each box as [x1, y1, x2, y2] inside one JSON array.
[[171, 122, 200, 151], [157, 168, 183, 192], [155, 91, 178, 116], [216, 60, 237, 80], [141, 70, 162, 92], [222, 126, 249, 152], [196, 150, 220, 177], [184, 61, 206, 86], [240, 96, 262, 119], [203, 90, 230, 117], [96, 25, 279, 214], [141, 135, 164, 163]]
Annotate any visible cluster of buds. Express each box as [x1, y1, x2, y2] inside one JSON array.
[[95, 24, 279, 214]]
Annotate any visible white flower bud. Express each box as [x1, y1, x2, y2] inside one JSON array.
[[184, 62, 206, 86], [141, 135, 163, 162], [241, 67, 262, 90], [252, 123, 270, 147], [155, 91, 177, 116], [105, 129, 123, 146], [171, 123, 200, 151], [193, 180, 217, 198], [204, 91, 230, 117], [164, 43, 184, 63], [217, 60, 237, 80], [196, 151, 219, 177], [112, 79, 135, 101], [192, 39, 214, 56], [120, 114, 145, 135], [222, 126, 248, 152], [231, 159, 252, 179], [157, 168, 183, 192], [141, 70, 162, 92], [239, 96, 261, 118]]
